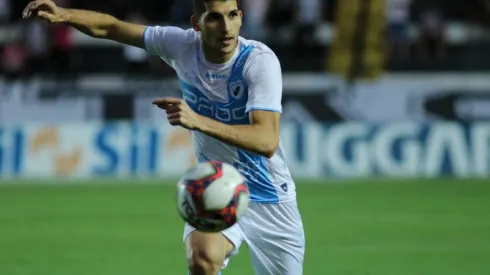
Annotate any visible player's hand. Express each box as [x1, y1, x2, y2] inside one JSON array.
[[152, 98, 202, 130], [22, 0, 69, 24]]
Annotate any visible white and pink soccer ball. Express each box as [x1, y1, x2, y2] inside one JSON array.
[[176, 160, 250, 232]]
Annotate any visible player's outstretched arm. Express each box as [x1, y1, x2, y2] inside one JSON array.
[[22, 0, 146, 48]]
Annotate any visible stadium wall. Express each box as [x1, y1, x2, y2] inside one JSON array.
[[1, 122, 489, 181]]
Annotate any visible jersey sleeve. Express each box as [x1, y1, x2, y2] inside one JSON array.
[[143, 26, 197, 65], [243, 51, 283, 114]]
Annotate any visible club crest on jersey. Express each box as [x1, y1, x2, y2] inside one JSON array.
[[229, 80, 245, 100], [281, 183, 288, 192]]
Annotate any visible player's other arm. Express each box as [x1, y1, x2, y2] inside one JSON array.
[[23, 0, 146, 48], [197, 111, 280, 159], [153, 98, 280, 158]]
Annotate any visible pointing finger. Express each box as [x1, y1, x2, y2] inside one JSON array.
[[152, 97, 182, 105], [153, 102, 173, 110]]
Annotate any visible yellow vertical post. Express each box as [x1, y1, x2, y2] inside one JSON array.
[[327, 0, 386, 80]]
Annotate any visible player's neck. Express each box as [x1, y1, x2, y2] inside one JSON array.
[[202, 43, 238, 64]]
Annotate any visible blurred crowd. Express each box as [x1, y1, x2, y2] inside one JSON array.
[[0, 0, 490, 76]]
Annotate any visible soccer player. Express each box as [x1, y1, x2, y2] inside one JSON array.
[[23, 1, 305, 274]]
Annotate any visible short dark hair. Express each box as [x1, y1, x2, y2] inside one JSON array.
[[192, 0, 240, 17]]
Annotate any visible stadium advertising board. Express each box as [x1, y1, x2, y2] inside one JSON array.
[[0, 122, 195, 179], [3, 73, 490, 124], [0, 122, 489, 180], [282, 122, 490, 178]]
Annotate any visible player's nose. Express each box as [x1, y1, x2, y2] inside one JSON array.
[[221, 18, 233, 33]]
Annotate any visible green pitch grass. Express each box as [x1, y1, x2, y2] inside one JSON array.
[[0, 179, 489, 275]]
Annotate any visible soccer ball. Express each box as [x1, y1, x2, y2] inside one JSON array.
[[176, 160, 250, 232]]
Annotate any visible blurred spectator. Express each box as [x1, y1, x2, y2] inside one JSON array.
[[242, 0, 274, 40], [386, 0, 412, 59], [464, 0, 490, 43], [295, 0, 323, 45], [51, 0, 74, 74], [1, 42, 26, 79], [416, 2, 446, 59], [123, 12, 150, 74], [170, 0, 192, 24], [265, 0, 296, 42], [0, 0, 10, 24], [0, 0, 488, 75], [244, 0, 297, 40], [24, 20, 50, 74]]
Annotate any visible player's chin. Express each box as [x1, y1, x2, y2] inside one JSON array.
[[219, 42, 237, 54]]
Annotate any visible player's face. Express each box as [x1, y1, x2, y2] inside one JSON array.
[[195, 1, 242, 60]]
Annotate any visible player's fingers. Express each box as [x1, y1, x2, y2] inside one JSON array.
[[22, 2, 37, 18], [33, 0, 54, 9], [165, 106, 180, 114], [37, 11, 56, 22], [167, 112, 180, 120], [168, 118, 181, 126], [23, 0, 54, 19], [30, 0, 48, 12], [22, 2, 31, 18]]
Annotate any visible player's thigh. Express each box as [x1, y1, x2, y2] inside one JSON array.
[[183, 223, 244, 269], [244, 201, 306, 275]]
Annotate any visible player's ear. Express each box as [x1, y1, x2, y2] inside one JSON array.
[[238, 10, 243, 27], [191, 15, 200, 32]]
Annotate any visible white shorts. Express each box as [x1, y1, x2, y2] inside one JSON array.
[[183, 200, 305, 275]]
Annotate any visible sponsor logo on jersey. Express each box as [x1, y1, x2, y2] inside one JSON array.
[[206, 72, 228, 80]]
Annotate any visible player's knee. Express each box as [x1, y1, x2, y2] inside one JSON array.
[[187, 246, 223, 275], [186, 231, 232, 275]]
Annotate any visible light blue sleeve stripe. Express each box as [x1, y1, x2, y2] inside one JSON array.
[[246, 107, 282, 114]]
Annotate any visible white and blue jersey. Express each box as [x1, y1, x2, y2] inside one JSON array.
[[144, 26, 296, 203]]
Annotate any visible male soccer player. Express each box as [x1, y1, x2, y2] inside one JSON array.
[[23, 1, 305, 274]]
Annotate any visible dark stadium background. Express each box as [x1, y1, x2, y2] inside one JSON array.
[[1, 0, 490, 274]]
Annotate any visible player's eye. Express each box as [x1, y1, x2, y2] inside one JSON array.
[[206, 13, 221, 21], [229, 11, 238, 18]]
